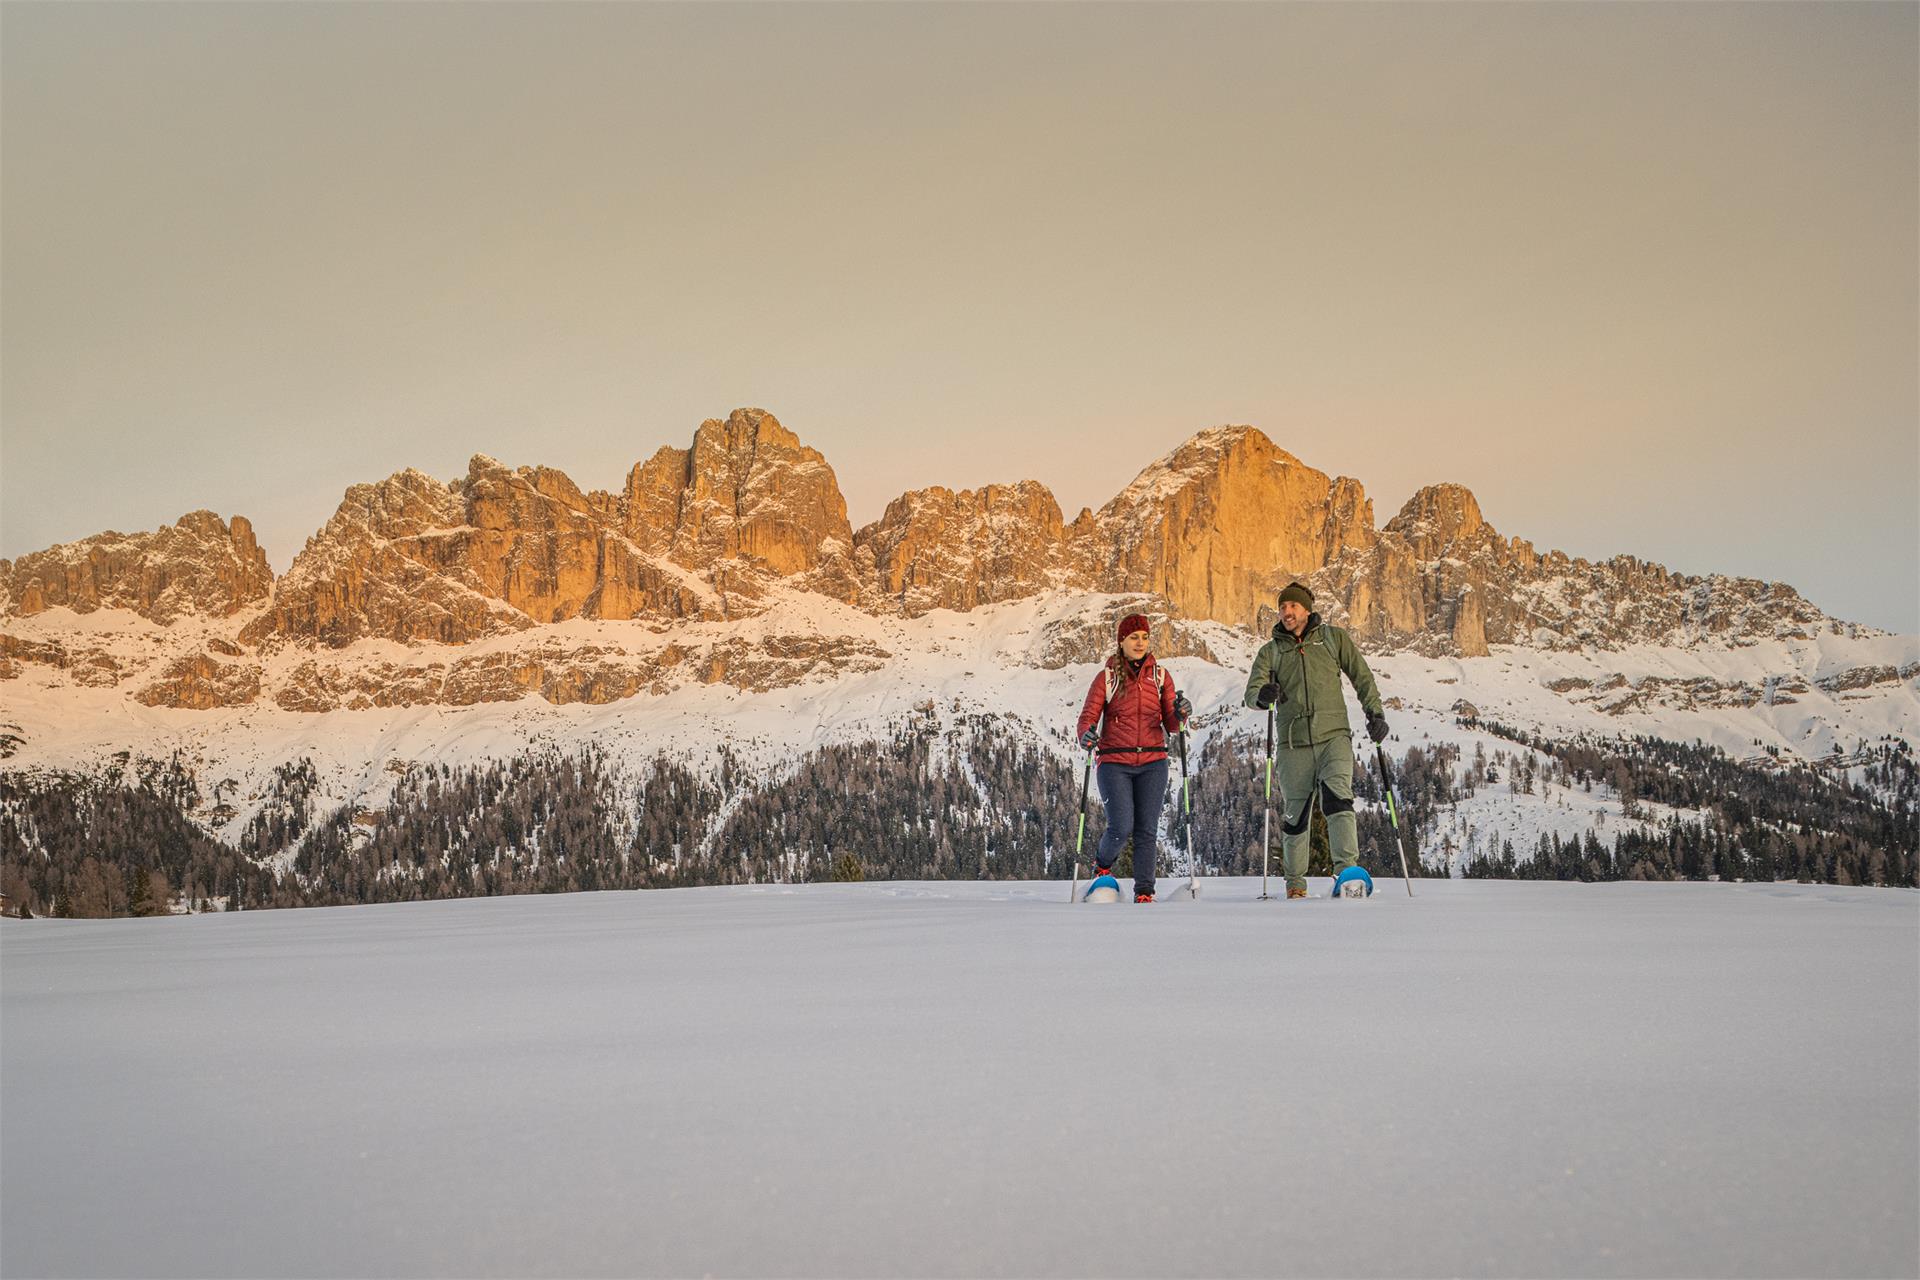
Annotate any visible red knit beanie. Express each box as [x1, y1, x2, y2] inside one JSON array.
[[1117, 613, 1151, 642]]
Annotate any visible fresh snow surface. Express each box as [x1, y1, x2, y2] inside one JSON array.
[[4, 879, 1915, 1279]]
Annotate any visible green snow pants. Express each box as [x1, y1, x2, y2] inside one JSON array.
[[1272, 731, 1359, 893]]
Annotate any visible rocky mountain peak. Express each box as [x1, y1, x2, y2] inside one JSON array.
[[243, 410, 861, 652], [0, 510, 272, 624], [1386, 483, 1488, 559], [461, 455, 598, 531], [854, 480, 1069, 615], [624, 408, 853, 578], [326, 468, 467, 545], [1076, 425, 1376, 627], [1312, 480, 1839, 657], [2, 411, 1860, 713], [701, 405, 803, 456], [246, 466, 530, 649]]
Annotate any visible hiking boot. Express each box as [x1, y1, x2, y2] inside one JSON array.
[[1135, 891, 1155, 903], [1286, 886, 1309, 899]]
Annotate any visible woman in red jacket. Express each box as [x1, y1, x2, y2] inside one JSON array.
[[1075, 612, 1191, 902]]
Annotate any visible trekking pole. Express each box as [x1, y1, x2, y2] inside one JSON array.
[[1072, 747, 1094, 902], [1258, 703, 1276, 900], [1374, 743, 1416, 897], [1175, 722, 1198, 899]]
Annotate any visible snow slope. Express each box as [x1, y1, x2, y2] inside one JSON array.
[[3, 878, 1915, 1278], [4, 591, 1914, 858]]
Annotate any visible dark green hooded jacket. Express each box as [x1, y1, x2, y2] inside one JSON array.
[[1242, 614, 1384, 749]]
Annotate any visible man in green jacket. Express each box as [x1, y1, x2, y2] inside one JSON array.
[[1244, 581, 1389, 898]]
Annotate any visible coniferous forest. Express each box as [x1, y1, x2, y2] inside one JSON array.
[[1, 716, 1912, 918]]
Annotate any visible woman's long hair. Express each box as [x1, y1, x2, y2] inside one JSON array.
[[1105, 644, 1145, 695]]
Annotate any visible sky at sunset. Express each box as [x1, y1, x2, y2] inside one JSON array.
[[3, 2, 1915, 632]]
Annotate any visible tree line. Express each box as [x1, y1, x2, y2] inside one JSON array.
[[1460, 723, 1915, 887], [1, 756, 285, 917], [1, 718, 1910, 918]]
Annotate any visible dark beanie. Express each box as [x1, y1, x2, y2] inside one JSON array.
[[1117, 613, 1151, 641], [1278, 582, 1314, 611]]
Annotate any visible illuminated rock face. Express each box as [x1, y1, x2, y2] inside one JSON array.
[[1068, 425, 1379, 629], [1, 414, 1838, 709], [854, 481, 1071, 617], [1310, 481, 1828, 658], [245, 408, 856, 651], [1, 511, 271, 624], [625, 407, 855, 579]]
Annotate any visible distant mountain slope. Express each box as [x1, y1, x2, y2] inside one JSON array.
[[1, 588, 1913, 915], [0, 410, 1876, 715], [3, 411, 1912, 910]]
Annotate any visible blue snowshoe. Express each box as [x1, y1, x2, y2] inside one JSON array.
[[1333, 866, 1374, 899], [1083, 872, 1123, 904]]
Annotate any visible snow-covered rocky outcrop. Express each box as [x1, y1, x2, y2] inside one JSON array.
[[2, 412, 1885, 714], [1, 410, 1911, 890]]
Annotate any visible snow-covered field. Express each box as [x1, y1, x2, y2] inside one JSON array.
[[4, 878, 1915, 1278]]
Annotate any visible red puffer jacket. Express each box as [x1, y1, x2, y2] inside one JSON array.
[[1076, 654, 1180, 764]]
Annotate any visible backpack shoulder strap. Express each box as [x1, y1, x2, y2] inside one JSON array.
[[1101, 662, 1163, 713]]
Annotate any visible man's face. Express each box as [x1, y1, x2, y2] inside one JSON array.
[[1121, 629, 1151, 660], [1278, 601, 1309, 634]]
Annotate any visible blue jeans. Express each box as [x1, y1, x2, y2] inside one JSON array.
[[1095, 758, 1169, 893]]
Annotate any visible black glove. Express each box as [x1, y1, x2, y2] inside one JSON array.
[[1173, 693, 1192, 721], [1079, 727, 1100, 751], [1367, 713, 1390, 743], [1254, 682, 1279, 710]]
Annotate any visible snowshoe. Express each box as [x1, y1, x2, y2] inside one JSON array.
[[1333, 866, 1375, 899], [1134, 891, 1154, 903], [1286, 886, 1309, 899], [1083, 872, 1123, 904]]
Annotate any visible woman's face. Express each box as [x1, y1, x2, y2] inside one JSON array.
[[1121, 628, 1151, 660]]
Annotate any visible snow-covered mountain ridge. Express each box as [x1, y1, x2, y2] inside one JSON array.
[[3, 412, 1911, 907], [2, 410, 1872, 718], [2, 585, 1912, 885]]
